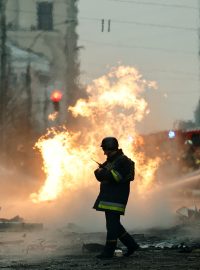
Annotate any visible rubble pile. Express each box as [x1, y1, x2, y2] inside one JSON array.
[[176, 205, 200, 224], [0, 214, 43, 231]]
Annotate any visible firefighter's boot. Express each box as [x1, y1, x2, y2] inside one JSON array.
[[119, 233, 139, 257], [96, 240, 117, 259]]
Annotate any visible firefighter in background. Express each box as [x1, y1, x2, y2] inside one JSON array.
[[93, 137, 139, 259], [180, 140, 195, 173]]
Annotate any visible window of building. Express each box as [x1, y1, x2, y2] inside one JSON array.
[[37, 2, 53, 31]]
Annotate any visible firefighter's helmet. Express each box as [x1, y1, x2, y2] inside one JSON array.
[[101, 137, 119, 151]]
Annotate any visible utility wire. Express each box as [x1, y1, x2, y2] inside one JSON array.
[[106, 0, 197, 10], [80, 16, 197, 31], [80, 16, 197, 32], [144, 69, 198, 77], [6, 8, 197, 32], [83, 70, 198, 83], [111, 19, 197, 32], [80, 38, 195, 55], [82, 67, 198, 78]]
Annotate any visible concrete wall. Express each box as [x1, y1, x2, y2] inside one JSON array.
[[6, 0, 70, 76]]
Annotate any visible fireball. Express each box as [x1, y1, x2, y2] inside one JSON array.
[[31, 65, 160, 203]]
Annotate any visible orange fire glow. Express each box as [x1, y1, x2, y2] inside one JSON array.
[[31, 65, 160, 203], [48, 112, 58, 121]]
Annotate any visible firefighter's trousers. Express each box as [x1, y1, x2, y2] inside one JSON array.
[[105, 211, 127, 241]]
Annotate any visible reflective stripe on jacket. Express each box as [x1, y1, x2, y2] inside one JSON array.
[[111, 169, 122, 182], [98, 201, 125, 212]]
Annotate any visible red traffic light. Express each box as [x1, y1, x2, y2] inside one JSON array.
[[50, 90, 63, 103]]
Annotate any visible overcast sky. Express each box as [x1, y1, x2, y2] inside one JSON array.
[[77, 0, 199, 133]]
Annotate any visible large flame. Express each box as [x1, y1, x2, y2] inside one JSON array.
[[31, 65, 160, 203]]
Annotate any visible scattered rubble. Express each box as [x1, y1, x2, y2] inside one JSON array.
[[176, 205, 200, 223], [82, 243, 104, 253], [0, 209, 200, 268], [0, 215, 43, 231]]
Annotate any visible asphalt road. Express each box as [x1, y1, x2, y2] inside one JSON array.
[[1, 249, 200, 270]]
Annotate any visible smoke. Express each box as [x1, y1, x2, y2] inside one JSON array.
[[1, 65, 197, 236], [0, 169, 175, 232], [1, 157, 198, 236], [125, 188, 175, 230]]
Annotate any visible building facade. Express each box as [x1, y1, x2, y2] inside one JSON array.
[[5, 0, 80, 131]]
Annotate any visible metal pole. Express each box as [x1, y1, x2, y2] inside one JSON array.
[[25, 62, 32, 132]]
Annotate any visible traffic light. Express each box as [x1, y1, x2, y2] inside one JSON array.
[[50, 90, 63, 111]]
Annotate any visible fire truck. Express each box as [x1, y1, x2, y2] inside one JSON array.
[[141, 128, 200, 196], [142, 128, 200, 150], [181, 128, 200, 147], [141, 128, 200, 175]]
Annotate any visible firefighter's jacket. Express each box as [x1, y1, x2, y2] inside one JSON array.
[[93, 149, 135, 215]]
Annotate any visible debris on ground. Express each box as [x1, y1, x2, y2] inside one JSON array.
[[0, 215, 43, 231], [0, 222, 199, 269], [176, 205, 200, 223], [82, 243, 104, 253]]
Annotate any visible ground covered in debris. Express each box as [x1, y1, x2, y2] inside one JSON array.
[[1, 224, 200, 270], [1, 250, 200, 270]]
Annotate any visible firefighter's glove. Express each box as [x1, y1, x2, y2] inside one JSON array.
[[94, 167, 112, 182]]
